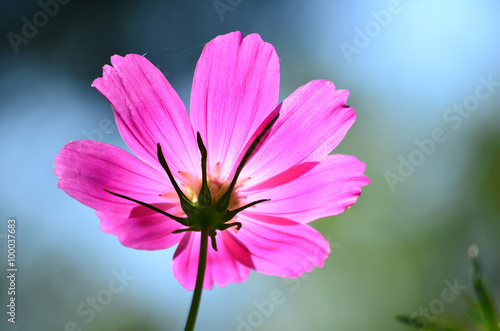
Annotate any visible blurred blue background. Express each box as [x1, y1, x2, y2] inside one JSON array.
[[1, 0, 499, 330]]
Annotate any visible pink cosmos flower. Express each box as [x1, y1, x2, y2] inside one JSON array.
[[55, 31, 370, 290]]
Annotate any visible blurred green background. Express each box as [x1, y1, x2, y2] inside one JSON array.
[[1, 0, 499, 330]]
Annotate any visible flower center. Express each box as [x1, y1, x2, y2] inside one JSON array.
[[174, 167, 250, 212]]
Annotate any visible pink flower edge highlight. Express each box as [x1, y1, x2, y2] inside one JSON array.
[[55, 31, 370, 290]]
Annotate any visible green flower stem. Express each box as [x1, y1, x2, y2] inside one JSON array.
[[184, 228, 209, 331]]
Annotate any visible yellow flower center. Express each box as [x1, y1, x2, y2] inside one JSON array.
[[162, 163, 249, 213]]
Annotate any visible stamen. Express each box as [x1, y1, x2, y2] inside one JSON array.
[[212, 162, 221, 181]]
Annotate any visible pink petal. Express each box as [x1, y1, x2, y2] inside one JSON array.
[[230, 214, 330, 277], [190, 31, 280, 181], [242, 154, 370, 223], [55, 140, 184, 249], [172, 231, 252, 290], [92, 54, 200, 178], [241, 80, 356, 188], [98, 211, 184, 250]]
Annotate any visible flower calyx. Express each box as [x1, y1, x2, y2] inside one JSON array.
[[105, 113, 279, 251]]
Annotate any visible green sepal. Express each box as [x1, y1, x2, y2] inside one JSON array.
[[218, 222, 242, 231], [215, 113, 279, 212], [172, 227, 197, 234], [157, 143, 196, 216], [196, 133, 212, 207], [104, 189, 189, 226], [209, 229, 218, 251], [223, 199, 270, 222]]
